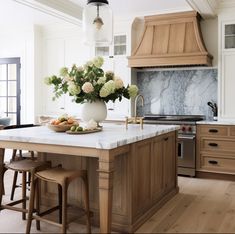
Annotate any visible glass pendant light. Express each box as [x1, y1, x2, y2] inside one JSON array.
[[83, 0, 113, 46]]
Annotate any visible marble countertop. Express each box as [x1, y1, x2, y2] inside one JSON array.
[[0, 123, 179, 150], [197, 120, 235, 126]]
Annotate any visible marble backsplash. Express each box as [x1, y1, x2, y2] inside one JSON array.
[[137, 69, 218, 119]]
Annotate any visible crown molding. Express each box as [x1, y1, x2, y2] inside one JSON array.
[[186, 0, 219, 19], [13, 0, 82, 25]]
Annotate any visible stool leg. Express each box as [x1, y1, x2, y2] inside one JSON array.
[[27, 172, 31, 188], [58, 184, 62, 224], [0, 166, 6, 208], [22, 171, 27, 220], [35, 179, 40, 231], [62, 182, 68, 234], [10, 171, 18, 201], [26, 177, 37, 234], [83, 176, 91, 233]]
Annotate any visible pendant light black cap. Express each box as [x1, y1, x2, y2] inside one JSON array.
[[87, 0, 109, 5]]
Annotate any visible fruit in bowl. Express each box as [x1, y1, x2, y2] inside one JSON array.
[[48, 115, 78, 132]]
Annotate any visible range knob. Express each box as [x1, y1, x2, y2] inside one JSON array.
[[188, 126, 192, 132], [181, 126, 186, 132]]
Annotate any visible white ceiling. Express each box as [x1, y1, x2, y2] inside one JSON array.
[[71, 0, 192, 18], [0, 0, 228, 30], [0, 0, 72, 28]]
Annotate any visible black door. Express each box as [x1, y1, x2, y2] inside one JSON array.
[[0, 58, 21, 125]]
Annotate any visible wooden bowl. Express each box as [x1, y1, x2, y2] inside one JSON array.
[[47, 124, 74, 132]]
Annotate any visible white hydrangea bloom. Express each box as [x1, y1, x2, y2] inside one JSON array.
[[93, 57, 104, 68], [97, 77, 106, 85], [68, 83, 81, 96], [128, 85, 138, 97], [100, 86, 110, 97], [104, 80, 115, 94]]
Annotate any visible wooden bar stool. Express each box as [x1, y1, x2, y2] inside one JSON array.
[[3, 124, 39, 201], [26, 166, 91, 234], [0, 160, 51, 221]]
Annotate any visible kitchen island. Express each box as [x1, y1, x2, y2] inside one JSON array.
[[0, 123, 179, 233]]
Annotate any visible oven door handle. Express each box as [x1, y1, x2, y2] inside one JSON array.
[[178, 135, 195, 140]]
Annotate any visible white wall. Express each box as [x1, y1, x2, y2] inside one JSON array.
[[201, 17, 218, 67], [0, 26, 35, 124]]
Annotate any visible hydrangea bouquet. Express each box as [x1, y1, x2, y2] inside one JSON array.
[[45, 57, 138, 104]]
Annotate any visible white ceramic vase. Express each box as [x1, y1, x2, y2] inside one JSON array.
[[81, 100, 107, 124]]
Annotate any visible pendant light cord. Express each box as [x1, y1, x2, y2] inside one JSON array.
[[97, 5, 100, 17]]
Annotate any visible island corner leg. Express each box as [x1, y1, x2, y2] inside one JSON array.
[[98, 150, 115, 233]]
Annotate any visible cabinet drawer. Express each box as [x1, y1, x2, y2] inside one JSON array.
[[201, 156, 235, 173], [198, 125, 228, 137], [201, 139, 235, 153]]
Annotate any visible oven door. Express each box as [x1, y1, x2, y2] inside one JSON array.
[[178, 134, 195, 168]]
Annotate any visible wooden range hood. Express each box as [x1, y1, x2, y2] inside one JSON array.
[[128, 11, 213, 68]]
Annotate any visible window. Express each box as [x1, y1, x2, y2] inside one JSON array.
[[225, 24, 235, 49], [95, 34, 127, 57], [0, 58, 21, 125], [114, 35, 126, 55], [95, 46, 109, 57]]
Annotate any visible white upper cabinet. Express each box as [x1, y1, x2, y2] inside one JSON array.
[[94, 30, 131, 119], [219, 8, 235, 120]]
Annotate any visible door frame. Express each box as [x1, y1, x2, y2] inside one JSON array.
[[0, 57, 21, 125]]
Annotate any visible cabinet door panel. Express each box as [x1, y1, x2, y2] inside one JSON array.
[[151, 137, 164, 202], [43, 38, 65, 114], [221, 52, 235, 118], [133, 140, 151, 218]]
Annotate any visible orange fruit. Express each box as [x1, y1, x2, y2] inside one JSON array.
[[67, 118, 74, 124]]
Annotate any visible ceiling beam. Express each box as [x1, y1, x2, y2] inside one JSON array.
[[186, 0, 219, 19], [13, 0, 83, 25]]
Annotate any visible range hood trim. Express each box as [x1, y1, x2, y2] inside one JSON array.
[[128, 11, 213, 68]]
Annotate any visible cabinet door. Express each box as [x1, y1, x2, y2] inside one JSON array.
[[163, 133, 176, 193], [43, 38, 65, 115], [151, 137, 164, 202], [221, 52, 235, 119]]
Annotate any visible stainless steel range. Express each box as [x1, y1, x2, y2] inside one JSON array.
[[144, 114, 205, 177]]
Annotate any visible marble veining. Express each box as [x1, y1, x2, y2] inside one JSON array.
[[137, 69, 217, 119], [0, 124, 179, 150]]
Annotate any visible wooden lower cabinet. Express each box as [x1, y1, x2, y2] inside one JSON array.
[[197, 124, 235, 176], [42, 131, 178, 233]]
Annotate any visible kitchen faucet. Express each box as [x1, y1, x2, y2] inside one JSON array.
[[125, 94, 145, 129], [134, 94, 144, 117]]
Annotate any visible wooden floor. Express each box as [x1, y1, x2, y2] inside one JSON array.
[[1, 172, 235, 233]]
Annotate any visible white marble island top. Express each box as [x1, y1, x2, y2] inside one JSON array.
[[0, 123, 179, 150]]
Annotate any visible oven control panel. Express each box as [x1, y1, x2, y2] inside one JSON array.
[[179, 124, 196, 134]]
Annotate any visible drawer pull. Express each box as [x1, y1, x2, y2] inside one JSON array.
[[209, 129, 218, 133], [208, 143, 218, 147], [164, 137, 169, 141], [208, 160, 218, 165]]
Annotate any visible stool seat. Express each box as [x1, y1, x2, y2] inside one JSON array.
[[36, 167, 87, 185], [5, 160, 48, 172]]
